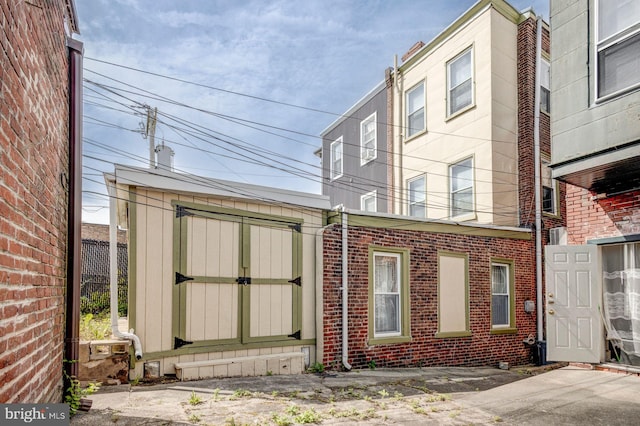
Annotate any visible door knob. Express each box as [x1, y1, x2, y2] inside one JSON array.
[[548, 309, 555, 315]]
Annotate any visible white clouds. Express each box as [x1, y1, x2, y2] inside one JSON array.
[[155, 11, 216, 28]]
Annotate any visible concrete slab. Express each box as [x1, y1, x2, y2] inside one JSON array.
[[457, 366, 640, 425], [71, 365, 640, 425]]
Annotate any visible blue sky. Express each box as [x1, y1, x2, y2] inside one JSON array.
[[76, 0, 549, 224]]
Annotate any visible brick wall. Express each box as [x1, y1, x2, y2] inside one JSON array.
[[0, 1, 73, 402], [321, 223, 536, 370], [82, 223, 127, 244], [517, 18, 565, 240], [566, 185, 640, 244]]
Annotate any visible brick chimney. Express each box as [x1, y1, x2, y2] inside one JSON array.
[[402, 41, 425, 62]]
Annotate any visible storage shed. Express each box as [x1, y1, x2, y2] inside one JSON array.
[[106, 165, 330, 380]]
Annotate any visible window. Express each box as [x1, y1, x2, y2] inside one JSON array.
[[361, 191, 377, 212], [406, 82, 425, 137], [602, 242, 640, 359], [596, 0, 640, 99], [360, 112, 377, 164], [491, 264, 509, 326], [450, 158, 473, 218], [374, 253, 401, 336], [490, 259, 515, 333], [437, 252, 470, 337], [330, 138, 343, 180], [542, 158, 557, 215], [368, 247, 410, 344], [447, 48, 473, 116], [540, 59, 550, 113], [407, 175, 426, 218]]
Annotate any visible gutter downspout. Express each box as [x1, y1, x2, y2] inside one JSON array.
[[107, 180, 143, 360], [534, 17, 544, 343], [341, 207, 352, 370], [394, 55, 403, 215], [64, 38, 83, 381]]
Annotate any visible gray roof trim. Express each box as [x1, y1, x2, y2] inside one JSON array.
[[319, 79, 387, 136]]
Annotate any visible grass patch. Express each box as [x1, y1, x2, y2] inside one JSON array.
[[79, 313, 111, 340], [272, 406, 321, 425], [188, 391, 204, 406], [307, 362, 325, 374], [229, 389, 253, 400]]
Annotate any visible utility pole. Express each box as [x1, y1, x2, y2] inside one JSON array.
[[144, 106, 158, 168]]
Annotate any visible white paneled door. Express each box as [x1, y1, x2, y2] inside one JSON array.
[[545, 245, 603, 363]]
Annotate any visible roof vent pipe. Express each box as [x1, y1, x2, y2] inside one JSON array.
[[155, 143, 174, 172], [107, 180, 143, 360]]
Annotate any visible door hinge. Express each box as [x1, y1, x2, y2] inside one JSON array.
[[236, 276, 252, 285], [174, 337, 193, 349], [288, 276, 301, 287], [175, 272, 194, 285], [289, 223, 302, 233], [175, 205, 194, 218], [287, 330, 301, 340]]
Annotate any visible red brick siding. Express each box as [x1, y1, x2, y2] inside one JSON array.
[[82, 223, 127, 244], [321, 224, 536, 370], [517, 18, 565, 239], [0, 1, 71, 402], [566, 185, 640, 244]]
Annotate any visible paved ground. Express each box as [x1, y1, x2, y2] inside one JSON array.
[[71, 364, 640, 425], [458, 365, 640, 425]]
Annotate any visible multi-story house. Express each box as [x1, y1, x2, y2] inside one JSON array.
[[392, 0, 562, 232], [547, 0, 640, 367], [0, 0, 82, 403], [318, 77, 392, 213], [316, 43, 420, 215], [316, 0, 565, 367], [321, 0, 564, 235]]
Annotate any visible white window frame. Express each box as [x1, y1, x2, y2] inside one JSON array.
[[449, 158, 474, 219], [595, 0, 640, 101], [542, 157, 558, 215], [407, 174, 426, 218], [540, 58, 550, 113], [373, 252, 402, 338], [330, 137, 343, 180], [405, 82, 425, 138], [491, 262, 512, 329], [447, 47, 474, 117], [361, 190, 377, 212], [360, 112, 377, 165]]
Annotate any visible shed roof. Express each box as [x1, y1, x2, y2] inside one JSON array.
[[109, 164, 331, 211]]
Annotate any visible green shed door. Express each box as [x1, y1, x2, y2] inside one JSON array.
[[182, 214, 241, 344], [243, 220, 301, 342], [173, 203, 302, 350]]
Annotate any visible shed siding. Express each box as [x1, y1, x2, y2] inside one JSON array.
[[130, 188, 322, 376]]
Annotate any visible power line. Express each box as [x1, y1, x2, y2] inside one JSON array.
[[80, 64, 535, 226], [83, 80, 521, 198]]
